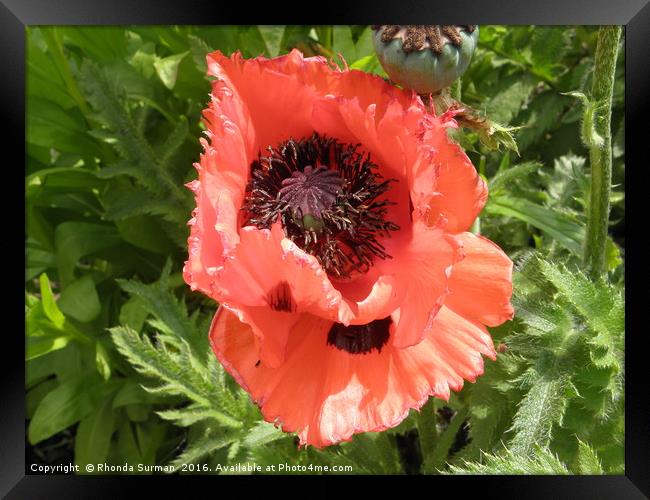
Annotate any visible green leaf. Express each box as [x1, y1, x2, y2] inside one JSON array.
[[423, 406, 468, 473], [508, 375, 575, 455], [39, 273, 65, 328], [485, 74, 536, 125], [529, 28, 571, 81], [27, 379, 59, 420], [242, 421, 286, 448], [154, 51, 189, 89], [485, 195, 584, 254], [115, 216, 176, 255], [170, 431, 240, 468], [349, 54, 387, 77], [29, 375, 100, 444], [332, 26, 357, 63], [55, 222, 121, 286], [26, 28, 77, 109], [119, 296, 150, 333], [27, 97, 98, 155], [489, 161, 542, 193], [95, 342, 112, 380], [113, 379, 162, 408], [537, 260, 624, 341], [258, 26, 286, 57], [117, 270, 209, 359], [110, 325, 242, 429], [445, 446, 570, 475], [26, 335, 73, 361], [79, 59, 191, 224], [574, 439, 604, 474], [75, 396, 116, 471], [57, 26, 128, 62], [157, 404, 239, 427], [58, 275, 101, 323]]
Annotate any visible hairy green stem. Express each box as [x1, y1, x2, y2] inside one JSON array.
[[584, 26, 621, 278]]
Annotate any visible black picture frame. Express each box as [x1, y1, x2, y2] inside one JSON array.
[[7, 0, 648, 496]]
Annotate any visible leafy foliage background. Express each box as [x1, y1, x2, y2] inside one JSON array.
[[25, 25, 625, 474]]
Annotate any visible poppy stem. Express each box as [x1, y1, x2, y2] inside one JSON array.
[[584, 26, 621, 279]]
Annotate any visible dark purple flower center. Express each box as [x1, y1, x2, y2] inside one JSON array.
[[242, 133, 399, 279], [278, 165, 343, 229]]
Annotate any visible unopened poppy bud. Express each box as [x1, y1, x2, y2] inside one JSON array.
[[372, 25, 479, 95]]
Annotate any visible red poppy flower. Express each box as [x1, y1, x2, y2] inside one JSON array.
[[183, 49, 514, 447]]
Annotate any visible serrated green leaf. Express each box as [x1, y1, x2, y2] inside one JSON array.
[[170, 431, 240, 468], [489, 161, 542, 193], [242, 421, 286, 448], [445, 446, 570, 475], [110, 325, 242, 429], [508, 375, 574, 455], [574, 439, 605, 474]]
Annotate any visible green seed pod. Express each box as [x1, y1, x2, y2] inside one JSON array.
[[372, 25, 479, 95]]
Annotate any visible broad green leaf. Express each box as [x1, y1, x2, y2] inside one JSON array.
[[154, 51, 189, 89], [75, 396, 116, 470], [26, 28, 76, 109], [353, 27, 374, 61], [119, 295, 150, 333], [349, 54, 387, 77], [27, 97, 97, 155], [332, 26, 357, 63], [55, 222, 121, 286], [27, 379, 59, 420], [29, 375, 101, 444], [26, 335, 72, 361], [113, 379, 162, 408], [485, 195, 584, 254], [58, 26, 128, 62], [115, 216, 176, 255], [58, 275, 101, 323], [258, 26, 286, 57], [126, 404, 150, 422]]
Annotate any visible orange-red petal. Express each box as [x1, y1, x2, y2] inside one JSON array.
[[210, 305, 494, 448], [444, 232, 514, 327]]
